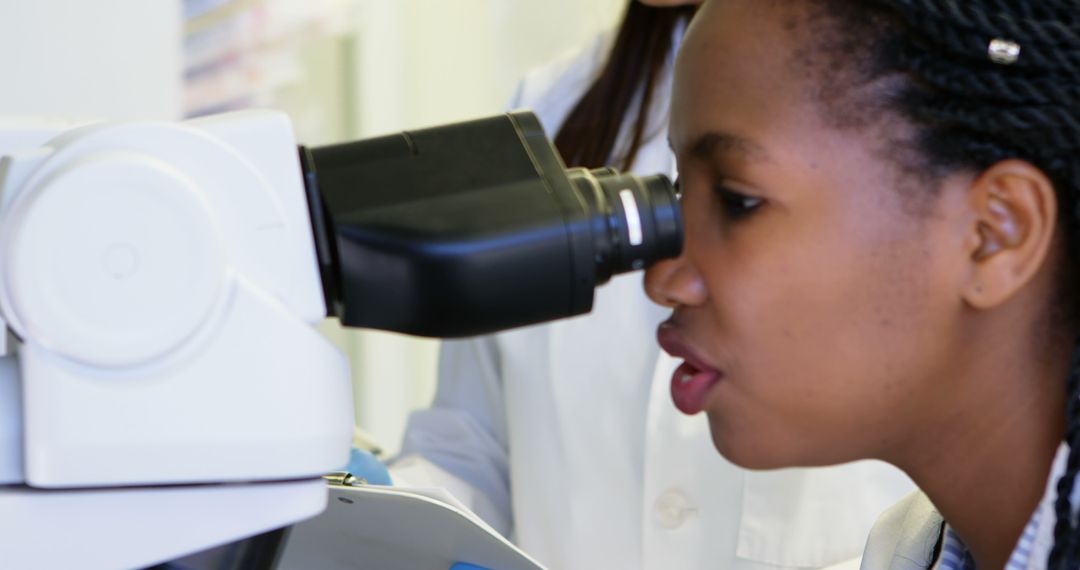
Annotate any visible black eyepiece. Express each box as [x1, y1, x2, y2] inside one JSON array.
[[302, 111, 683, 338]]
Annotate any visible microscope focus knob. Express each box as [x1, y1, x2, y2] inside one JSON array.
[[0, 151, 227, 368]]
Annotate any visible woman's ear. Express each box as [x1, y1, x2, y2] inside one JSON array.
[[961, 160, 1058, 310]]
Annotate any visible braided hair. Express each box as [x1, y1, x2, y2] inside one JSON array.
[[813, 0, 1080, 566]]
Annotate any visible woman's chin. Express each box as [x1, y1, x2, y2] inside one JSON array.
[[709, 424, 773, 469], [707, 419, 806, 470], [709, 421, 865, 470]]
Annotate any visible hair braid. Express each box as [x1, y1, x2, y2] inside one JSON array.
[[916, 102, 1080, 154], [894, 14, 1080, 72], [907, 57, 1080, 106], [949, 0, 1077, 26], [890, 0, 1080, 48], [1051, 342, 1080, 567]]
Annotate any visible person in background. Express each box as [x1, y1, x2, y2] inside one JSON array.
[[392, 2, 913, 569], [647, 0, 1080, 567]]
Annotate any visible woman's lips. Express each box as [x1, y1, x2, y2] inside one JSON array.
[[657, 322, 724, 415], [671, 362, 723, 415]]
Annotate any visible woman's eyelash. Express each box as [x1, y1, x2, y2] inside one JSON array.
[[674, 176, 763, 222], [715, 186, 763, 221]]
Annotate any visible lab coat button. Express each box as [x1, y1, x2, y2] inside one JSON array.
[[653, 489, 693, 529]]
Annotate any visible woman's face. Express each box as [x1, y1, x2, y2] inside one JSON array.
[[647, 0, 966, 468]]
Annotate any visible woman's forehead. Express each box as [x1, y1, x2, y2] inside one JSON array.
[[671, 0, 828, 155]]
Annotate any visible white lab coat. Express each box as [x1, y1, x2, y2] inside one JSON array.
[[394, 30, 915, 570]]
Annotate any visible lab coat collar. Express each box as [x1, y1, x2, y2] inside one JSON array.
[[860, 491, 943, 570]]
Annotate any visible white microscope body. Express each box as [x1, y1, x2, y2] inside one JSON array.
[[0, 110, 354, 569]]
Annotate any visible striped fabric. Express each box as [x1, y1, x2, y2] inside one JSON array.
[[932, 510, 1042, 570], [1006, 510, 1042, 570], [933, 526, 975, 570]]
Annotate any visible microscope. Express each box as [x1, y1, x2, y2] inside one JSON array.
[[0, 109, 681, 569]]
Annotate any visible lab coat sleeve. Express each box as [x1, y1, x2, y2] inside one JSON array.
[[392, 336, 513, 537]]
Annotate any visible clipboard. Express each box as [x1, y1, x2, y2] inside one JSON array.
[[277, 483, 546, 570]]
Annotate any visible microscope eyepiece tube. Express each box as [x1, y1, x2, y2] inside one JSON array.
[[301, 111, 683, 338], [567, 168, 683, 284]]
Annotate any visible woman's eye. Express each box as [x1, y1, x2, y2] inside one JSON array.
[[715, 186, 763, 221]]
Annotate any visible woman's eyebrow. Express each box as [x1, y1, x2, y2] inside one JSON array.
[[671, 131, 771, 163]]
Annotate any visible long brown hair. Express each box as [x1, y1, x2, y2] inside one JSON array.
[[554, 2, 696, 171]]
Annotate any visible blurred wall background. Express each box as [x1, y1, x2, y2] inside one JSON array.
[[0, 0, 627, 456], [0, 0, 182, 120]]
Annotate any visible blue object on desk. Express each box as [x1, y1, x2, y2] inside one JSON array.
[[344, 447, 392, 486], [450, 564, 492, 570]]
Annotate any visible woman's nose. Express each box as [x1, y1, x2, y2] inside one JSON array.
[[644, 253, 707, 308]]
